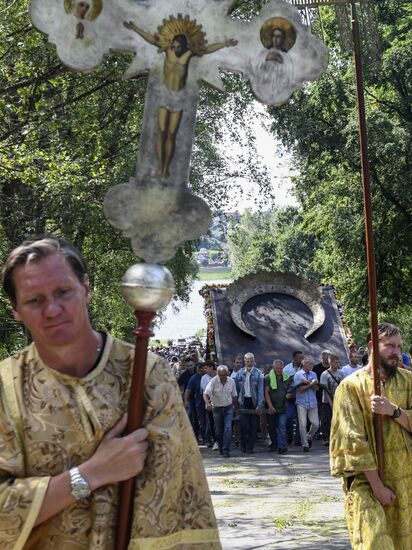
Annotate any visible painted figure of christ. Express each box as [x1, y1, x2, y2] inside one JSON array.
[[124, 17, 237, 177]]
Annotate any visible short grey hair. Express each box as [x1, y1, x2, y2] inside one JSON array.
[[217, 365, 229, 374], [320, 349, 332, 359], [273, 359, 284, 367], [302, 357, 313, 366], [244, 352, 255, 361]]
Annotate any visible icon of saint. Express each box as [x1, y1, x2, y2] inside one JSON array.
[[64, 0, 103, 39], [250, 17, 297, 105]]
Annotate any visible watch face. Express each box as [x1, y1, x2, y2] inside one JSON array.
[[72, 481, 90, 500], [393, 407, 401, 418]]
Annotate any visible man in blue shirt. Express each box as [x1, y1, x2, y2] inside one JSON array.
[[294, 357, 319, 452], [236, 352, 264, 453]]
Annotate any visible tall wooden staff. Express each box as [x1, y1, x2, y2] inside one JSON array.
[[116, 264, 175, 550], [291, 0, 384, 476], [350, 0, 384, 479]]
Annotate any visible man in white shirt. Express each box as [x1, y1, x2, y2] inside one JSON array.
[[341, 351, 362, 378], [204, 366, 238, 458], [294, 358, 319, 451]]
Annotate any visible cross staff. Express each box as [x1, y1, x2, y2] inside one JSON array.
[[289, 0, 384, 480], [349, 0, 383, 480], [30, 1, 327, 264]]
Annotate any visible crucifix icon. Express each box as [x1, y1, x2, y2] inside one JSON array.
[[124, 16, 238, 178], [30, 0, 328, 264]]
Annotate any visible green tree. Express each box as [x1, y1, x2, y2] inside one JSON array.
[[227, 208, 319, 280]]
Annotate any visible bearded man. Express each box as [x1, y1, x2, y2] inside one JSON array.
[[330, 322, 412, 550]]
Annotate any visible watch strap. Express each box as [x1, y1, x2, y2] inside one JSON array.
[[391, 405, 401, 419], [70, 466, 91, 500]]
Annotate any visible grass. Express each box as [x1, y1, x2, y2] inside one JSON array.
[[273, 518, 292, 531], [216, 476, 306, 488], [213, 500, 237, 509], [320, 495, 341, 502], [213, 463, 240, 470], [272, 497, 313, 533], [295, 498, 312, 516], [197, 269, 232, 281], [304, 518, 348, 538]]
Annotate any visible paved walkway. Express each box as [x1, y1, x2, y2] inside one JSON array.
[[201, 438, 351, 550]]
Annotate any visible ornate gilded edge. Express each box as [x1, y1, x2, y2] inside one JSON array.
[[226, 271, 325, 339]]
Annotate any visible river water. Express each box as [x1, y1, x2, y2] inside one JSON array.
[[153, 279, 231, 340]]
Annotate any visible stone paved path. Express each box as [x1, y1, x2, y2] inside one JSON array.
[[201, 439, 351, 550]]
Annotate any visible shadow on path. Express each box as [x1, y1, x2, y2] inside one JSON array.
[[201, 438, 351, 550]]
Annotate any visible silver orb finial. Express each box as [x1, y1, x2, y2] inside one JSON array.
[[121, 263, 175, 311]]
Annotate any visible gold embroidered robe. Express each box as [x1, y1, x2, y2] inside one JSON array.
[[330, 368, 412, 549], [0, 335, 221, 549]]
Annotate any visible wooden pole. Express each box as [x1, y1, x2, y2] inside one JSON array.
[[115, 310, 156, 550], [350, 0, 384, 479]]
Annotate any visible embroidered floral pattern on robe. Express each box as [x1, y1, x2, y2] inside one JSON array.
[[330, 368, 412, 550], [0, 335, 221, 549]]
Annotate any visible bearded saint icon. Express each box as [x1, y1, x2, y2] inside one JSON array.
[[249, 17, 297, 105]]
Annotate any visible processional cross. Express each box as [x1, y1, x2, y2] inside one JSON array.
[[29, 0, 328, 547]]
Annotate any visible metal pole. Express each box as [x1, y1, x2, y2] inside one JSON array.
[[350, 0, 384, 479]]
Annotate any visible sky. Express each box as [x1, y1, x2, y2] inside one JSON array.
[[220, 101, 298, 212]]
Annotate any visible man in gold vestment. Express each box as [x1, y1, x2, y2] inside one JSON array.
[[0, 237, 221, 549], [330, 322, 412, 549]]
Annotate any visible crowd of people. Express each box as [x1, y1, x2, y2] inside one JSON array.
[[149, 343, 412, 459]]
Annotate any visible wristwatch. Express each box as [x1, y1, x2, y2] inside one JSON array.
[[69, 467, 91, 500], [391, 405, 401, 419]]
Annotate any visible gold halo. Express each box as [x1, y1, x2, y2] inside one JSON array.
[[64, 0, 75, 13], [63, 0, 103, 21], [155, 13, 207, 55], [87, 0, 103, 21], [260, 17, 296, 52]]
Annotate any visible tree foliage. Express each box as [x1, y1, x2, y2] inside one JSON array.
[[1, 0, 410, 353], [227, 207, 320, 280]]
